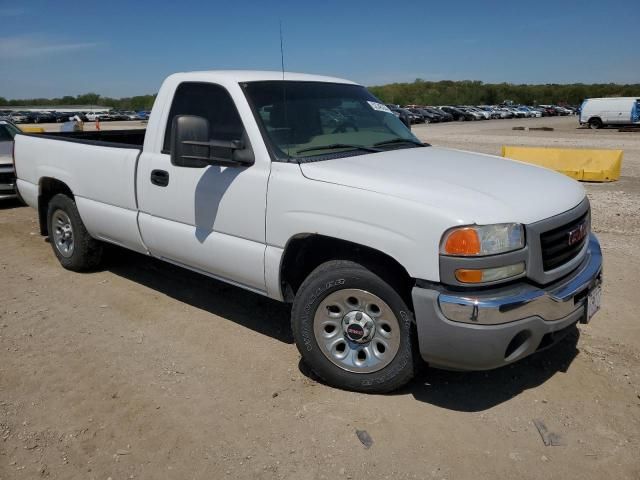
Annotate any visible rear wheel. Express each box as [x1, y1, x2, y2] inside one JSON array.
[[589, 117, 603, 129], [46, 194, 103, 271], [291, 260, 417, 393]]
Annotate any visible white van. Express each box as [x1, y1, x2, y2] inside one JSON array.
[[579, 97, 640, 129]]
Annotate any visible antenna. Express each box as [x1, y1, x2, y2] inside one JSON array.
[[279, 20, 285, 80], [279, 20, 291, 158]]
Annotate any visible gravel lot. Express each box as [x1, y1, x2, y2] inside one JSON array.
[[1, 116, 639, 479]]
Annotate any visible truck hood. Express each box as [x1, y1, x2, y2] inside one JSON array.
[[299, 146, 586, 225]]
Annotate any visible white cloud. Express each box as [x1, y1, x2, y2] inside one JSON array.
[[0, 35, 101, 59]]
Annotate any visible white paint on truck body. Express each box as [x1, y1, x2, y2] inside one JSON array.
[[14, 70, 587, 301]]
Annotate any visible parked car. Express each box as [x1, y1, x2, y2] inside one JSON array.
[[407, 108, 439, 123], [87, 111, 114, 121], [555, 106, 574, 116], [439, 106, 474, 121], [478, 106, 503, 119], [54, 112, 73, 123], [14, 70, 603, 393], [121, 111, 140, 120], [504, 107, 526, 118], [517, 106, 541, 118], [9, 112, 29, 123], [0, 120, 21, 199], [494, 107, 514, 118], [28, 111, 58, 123], [385, 105, 411, 128], [403, 109, 424, 124], [107, 111, 130, 121], [529, 106, 547, 117], [537, 105, 558, 116], [424, 107, 453, 121], [464, 106, 490, 120], [580, 97, 640, 129], [457, 107, 484, 120]]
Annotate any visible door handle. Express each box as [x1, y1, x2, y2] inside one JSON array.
[[150, 169, 169, 187]]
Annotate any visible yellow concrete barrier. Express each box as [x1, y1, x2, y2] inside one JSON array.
[[20, 126, 45, 133], [501, 146, 623, 182]]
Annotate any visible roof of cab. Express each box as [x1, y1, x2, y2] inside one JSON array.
[[165, 70, 358, 85]]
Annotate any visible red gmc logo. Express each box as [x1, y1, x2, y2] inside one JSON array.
[[567, 222, 588, 246]]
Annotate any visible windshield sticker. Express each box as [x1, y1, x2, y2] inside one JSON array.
[[367, 101, 393, 114]]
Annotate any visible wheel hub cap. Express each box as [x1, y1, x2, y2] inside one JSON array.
[[52, 209, 74, 258], [313, 288, 401, 374], [342, 311, 375, 343]]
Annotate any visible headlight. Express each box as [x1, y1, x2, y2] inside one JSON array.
[[440, 223, 525, 256], [455, 262, 525, 284]]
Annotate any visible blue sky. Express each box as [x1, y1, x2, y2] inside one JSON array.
[[1, 0, 638, 99]]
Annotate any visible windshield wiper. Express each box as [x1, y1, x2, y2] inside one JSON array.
[[373, 138, 427, 148], [296, 143, 382, 154]]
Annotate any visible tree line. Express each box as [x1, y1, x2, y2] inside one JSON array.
[[367, 79, 640, 106], [0, 93, 157, 111], [1, 80, 638, 110]]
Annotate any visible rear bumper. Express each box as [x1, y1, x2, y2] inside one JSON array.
[[412, 235, 602, 371]]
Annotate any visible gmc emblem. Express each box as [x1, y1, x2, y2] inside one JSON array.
[[567, 222, 588, 246]]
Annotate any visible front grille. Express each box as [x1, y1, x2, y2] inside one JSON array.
[[540, 211, 589, 271]]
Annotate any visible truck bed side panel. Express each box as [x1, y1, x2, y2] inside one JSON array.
[[14, 134, 147, 253]]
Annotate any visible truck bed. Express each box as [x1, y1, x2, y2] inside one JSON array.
[[31, 128, 146, 148], [14, 130, 147, 253]]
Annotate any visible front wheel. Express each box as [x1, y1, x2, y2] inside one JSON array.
[[291, 260, 417, 393]]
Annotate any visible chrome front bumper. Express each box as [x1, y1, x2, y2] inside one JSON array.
[[411, 234, 602, 371], [439, 235, 602, 325]]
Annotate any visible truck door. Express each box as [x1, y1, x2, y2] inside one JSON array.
[[136, 81, 270, 293]]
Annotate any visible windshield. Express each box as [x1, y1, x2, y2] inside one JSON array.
[[242, 81, 421, 161]]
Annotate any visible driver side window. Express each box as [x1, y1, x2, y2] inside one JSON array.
[[163, 82, 244, 153]]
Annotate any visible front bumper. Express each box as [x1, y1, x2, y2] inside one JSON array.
[[412, 235, 602, 371]]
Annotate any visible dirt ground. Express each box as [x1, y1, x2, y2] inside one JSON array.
[[1, 116, 639, 479]]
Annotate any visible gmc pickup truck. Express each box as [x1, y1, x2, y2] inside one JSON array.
[[13, 71, 603, 393]]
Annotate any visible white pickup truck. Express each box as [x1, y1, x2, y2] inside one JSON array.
[[13, 71, 603, 393]]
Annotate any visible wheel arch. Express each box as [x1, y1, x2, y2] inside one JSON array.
[[588, 116, 603, 127], [279, 233, 415, 307], [38, 177, 74, 235]]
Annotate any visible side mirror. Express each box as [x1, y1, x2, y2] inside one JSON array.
[[170, 115, 254, 168]]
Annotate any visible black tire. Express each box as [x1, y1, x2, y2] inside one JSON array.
[[589, 117, 603, 129], [291, 260, 417, 393], [46, 194, 103, 271]]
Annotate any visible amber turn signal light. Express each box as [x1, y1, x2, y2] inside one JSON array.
[[455, 269, 484, 283], [443, 228, 481, 255]]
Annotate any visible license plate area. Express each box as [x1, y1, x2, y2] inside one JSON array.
[[582, 283, 602, 324]]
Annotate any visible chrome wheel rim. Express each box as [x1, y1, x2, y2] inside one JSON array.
[[313, 289, 401, 374], [52, 210, 74, 258]]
